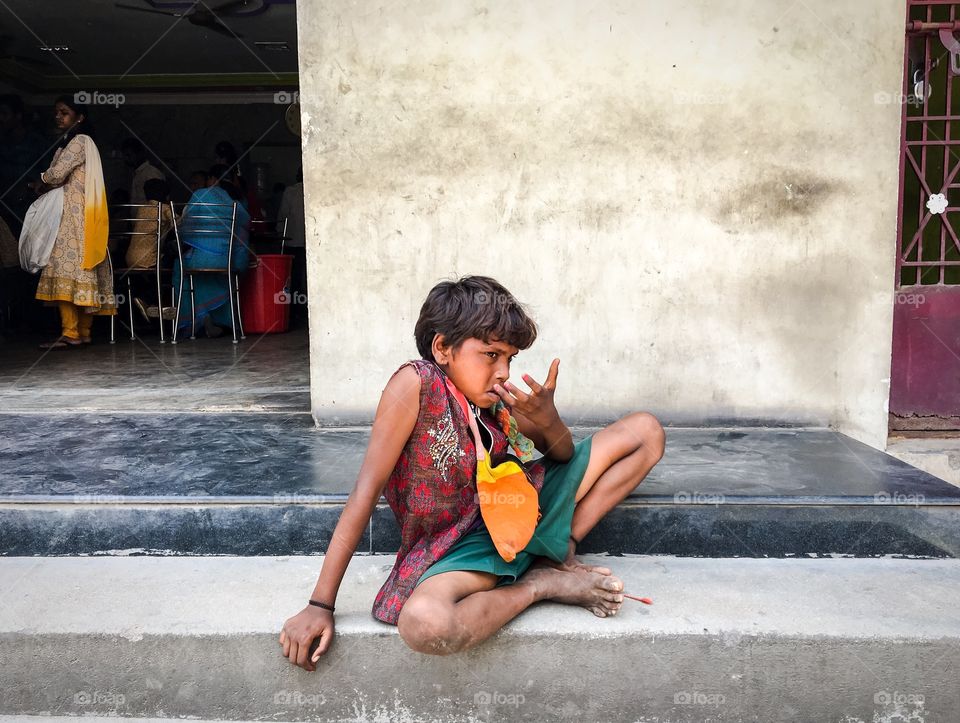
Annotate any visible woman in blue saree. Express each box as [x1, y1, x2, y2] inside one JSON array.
[[173, 166, 251, 338]]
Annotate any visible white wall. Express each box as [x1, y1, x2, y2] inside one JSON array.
[[297, 0, 905, 450]]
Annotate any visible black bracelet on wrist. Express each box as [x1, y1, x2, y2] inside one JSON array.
[[308, 599, 335, 612]]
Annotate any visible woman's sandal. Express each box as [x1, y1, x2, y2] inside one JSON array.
[[39, 337, 83, 350]]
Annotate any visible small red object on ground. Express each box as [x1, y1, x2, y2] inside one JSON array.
[[239, 253, 294, 333]]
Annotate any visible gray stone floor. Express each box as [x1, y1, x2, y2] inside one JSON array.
[[3, 416, 959, 558], [3, 326, 959, 558], [0, 328, 310, 413], [1, 414, 957, 502]]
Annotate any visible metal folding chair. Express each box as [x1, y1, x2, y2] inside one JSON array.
[[108, 201, 183, 344], [171, 201, 250, 344]]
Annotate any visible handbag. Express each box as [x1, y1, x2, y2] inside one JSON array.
[[18, 186, 64, 273]]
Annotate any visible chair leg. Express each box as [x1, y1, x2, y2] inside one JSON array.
[[235, 274, 245, 340], [157, 267, 165, 344], [127, 277, 135, 341], [173, 270, 185, 345], [227, 270, 238, 344], [190, 276, 197, 340], [170, 282, 177, 345]]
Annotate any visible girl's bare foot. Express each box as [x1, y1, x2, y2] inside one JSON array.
[[521, 563, 624, 618], [533, 539, 614, 576], [535, 555, 613, 577], [564, 554, 614, 576]]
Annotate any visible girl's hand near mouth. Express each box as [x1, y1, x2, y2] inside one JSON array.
[[494, 357, 562, 430]]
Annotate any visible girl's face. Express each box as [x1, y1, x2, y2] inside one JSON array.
[[54, 102, 83, 132], [435, 336, 519, 408]]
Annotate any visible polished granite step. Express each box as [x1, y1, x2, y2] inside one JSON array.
[[2, 413, 958, 557]]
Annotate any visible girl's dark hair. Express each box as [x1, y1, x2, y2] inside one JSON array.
[[53, 94, 94, 147], [414, 275, 538, 360]]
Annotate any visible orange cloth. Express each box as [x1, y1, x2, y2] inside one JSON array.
[[444, 377, 540, 562]]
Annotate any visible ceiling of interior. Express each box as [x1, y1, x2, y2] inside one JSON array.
[[0, 0, 299, 92]]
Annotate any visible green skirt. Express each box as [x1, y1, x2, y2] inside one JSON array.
[[416, 435, 593, 588]]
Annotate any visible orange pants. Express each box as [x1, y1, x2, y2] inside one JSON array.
[[58, 301, 93, 340]]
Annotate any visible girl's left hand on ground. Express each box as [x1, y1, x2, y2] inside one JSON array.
[[494, 357, 562, 428], [279, 606, 334, 672]]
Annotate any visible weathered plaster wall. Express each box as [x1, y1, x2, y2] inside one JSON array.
[[297, 0, 905, 450]]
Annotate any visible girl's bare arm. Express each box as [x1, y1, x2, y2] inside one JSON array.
[[279, 364, 420, 671], [310, 364, 421, 604]]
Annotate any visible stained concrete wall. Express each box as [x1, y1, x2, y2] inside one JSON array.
[[297, 0, 905, 450]]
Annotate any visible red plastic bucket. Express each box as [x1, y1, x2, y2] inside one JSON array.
[[239, 254, 294, 333]]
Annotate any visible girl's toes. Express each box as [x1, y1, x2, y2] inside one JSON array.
[[599, 599, 621, 614], [588, 565, 613, 576], [601, 576, 624, 592]]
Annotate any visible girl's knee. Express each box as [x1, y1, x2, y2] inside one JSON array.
[[397, 597, 463, 655], [622, 411, 665, 462]]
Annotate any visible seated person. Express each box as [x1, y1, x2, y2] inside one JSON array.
[[125, 178, 173, 269], [188, 169, 208, 194], [166, 165, 251, 338]]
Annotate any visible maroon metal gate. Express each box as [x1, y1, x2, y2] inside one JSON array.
[[891, 0, 960, 430]]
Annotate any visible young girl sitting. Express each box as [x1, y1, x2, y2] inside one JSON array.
[[280, 275, 665, 666]]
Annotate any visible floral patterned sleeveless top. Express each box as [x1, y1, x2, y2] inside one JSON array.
[[372, 358, 546, 624]]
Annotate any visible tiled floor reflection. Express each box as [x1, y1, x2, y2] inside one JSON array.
[[0, 328, 310, 413]]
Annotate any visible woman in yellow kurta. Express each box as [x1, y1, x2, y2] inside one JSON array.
[[33, 95, 114, 348]]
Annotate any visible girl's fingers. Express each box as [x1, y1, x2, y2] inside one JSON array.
[[295, 638, 312, 669], [494, 384, 517, 405], [544, 358, 560, 390], [502, 381, 529, 403], [521, 374, 544, 394], [312, 626, 333, 661]]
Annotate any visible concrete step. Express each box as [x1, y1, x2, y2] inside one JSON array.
[[886, 434, 960, 488], [0, 719, 272, 723], [2, 416, 960, 559], [1, 555, 958, 722]]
